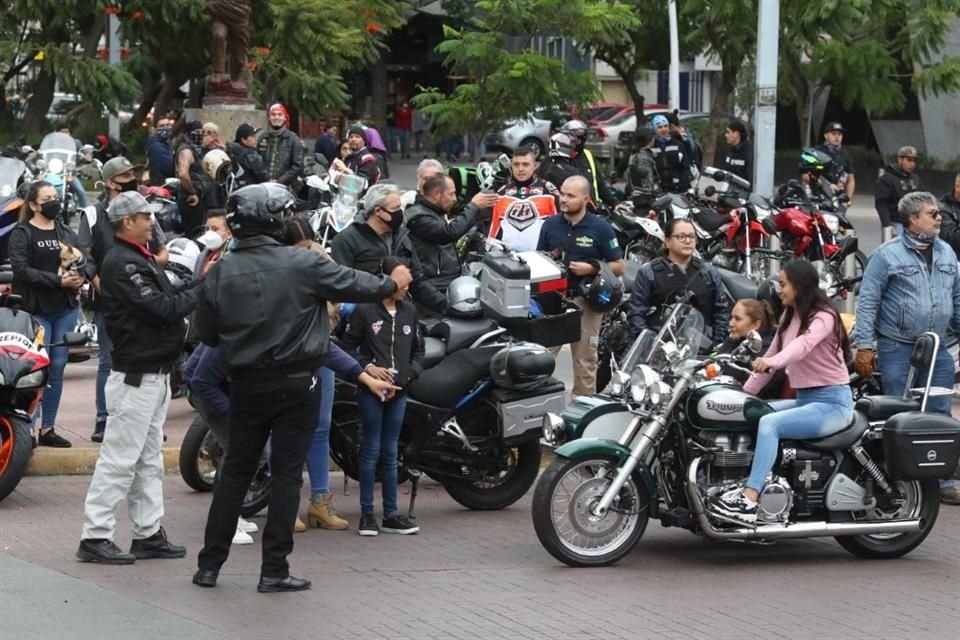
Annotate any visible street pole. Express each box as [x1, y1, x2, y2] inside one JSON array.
[[668, 0, 681, 111], [753, 0, 779, 197], [108, 13, 120, 140]]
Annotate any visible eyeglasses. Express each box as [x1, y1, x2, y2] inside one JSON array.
[[670, 233, 697, 242], [924, 209, 943, 219]]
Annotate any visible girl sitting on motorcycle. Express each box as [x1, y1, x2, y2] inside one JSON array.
[[709, 259, 853, 523]]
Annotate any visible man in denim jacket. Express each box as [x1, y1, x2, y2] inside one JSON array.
[[853, 191, 960, 504]]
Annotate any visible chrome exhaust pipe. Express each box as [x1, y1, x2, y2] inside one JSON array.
[[685, 457, 923, 541]]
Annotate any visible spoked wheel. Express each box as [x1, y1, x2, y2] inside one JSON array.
[[442, 440, 541, 510], [532, 455, 649, 566], [834, 450, 940, 559], [0, 417, 32, 503]]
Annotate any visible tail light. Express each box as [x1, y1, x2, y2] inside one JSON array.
[[594, 128, 607, 138]]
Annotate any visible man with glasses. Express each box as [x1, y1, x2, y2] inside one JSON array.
[[876, 145, 924, 238], [77, 191, 199, 564], [627, 218, 729, 345], [853, 191, 960, 505]]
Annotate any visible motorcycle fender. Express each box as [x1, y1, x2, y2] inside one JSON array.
[[553, 438, 659, 513], [636, 217, 664, 242]]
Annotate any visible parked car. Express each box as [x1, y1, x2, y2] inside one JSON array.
[[611, 111, 732, 168], [585, 109, 674, 160], [484, 108, 571, 158]]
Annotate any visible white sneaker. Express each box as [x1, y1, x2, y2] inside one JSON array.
[[237, 517, 258, 533], [232, 527, 254, 545]]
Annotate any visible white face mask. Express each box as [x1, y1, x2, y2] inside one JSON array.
[[199, 229, 224, 251]]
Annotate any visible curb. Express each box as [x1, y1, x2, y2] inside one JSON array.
[[27, 443, 559, 477]]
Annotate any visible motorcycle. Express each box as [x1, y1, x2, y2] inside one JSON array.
[[0, 287, 88, 502], [532, 305, 959, 566], [35, 133, 79, 224], [0, 156, 28, 263], [608, 198, 664, 265], [329, 316, 565, 515], [305, 171, 363, 248]]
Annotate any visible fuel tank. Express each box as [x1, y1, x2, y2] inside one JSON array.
[[684, 382, 771, 431]]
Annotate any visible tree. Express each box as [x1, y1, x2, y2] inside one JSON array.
[[414, 0, 635, 153]]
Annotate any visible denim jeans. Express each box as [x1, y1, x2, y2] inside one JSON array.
[[747, 384, 854, 491], [357, 388, 407, 515], [95, 310, 112, 421], [305, 367, 336, 495], [878, 336, 956, 488], [69, 178, 88, 208], [34, 306, 79, 429]]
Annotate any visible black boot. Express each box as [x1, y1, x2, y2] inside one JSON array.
[[91, 418, 106, 443]]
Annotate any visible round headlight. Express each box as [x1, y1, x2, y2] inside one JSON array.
[[609, 370, 630, 397], [542, 413, 566, 445], [822, 213, 839, 235], [630, 364, 660, 404], [47, 158, 64, 175]]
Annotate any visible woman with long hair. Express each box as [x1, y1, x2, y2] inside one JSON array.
[[709, 259, 853, 523], [7, 181, 93, 447]]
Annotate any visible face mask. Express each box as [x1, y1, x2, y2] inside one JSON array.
[[199, 229, 224, 251], [384, 208, 403, 232], [39, 200, 62, 219], [118, 179, 139, 193], [189, 130, 203, 145], [157, 127, 172, 141]]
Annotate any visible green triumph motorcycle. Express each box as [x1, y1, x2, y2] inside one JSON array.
[[531, 306, 960, 567]]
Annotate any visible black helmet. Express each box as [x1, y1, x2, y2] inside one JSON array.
[[798, 148, 833, 177], [489, 343, 555, 390], [579, 260, 624, 313], [757, 275, 784, 321], [225, 183, 295, 239]]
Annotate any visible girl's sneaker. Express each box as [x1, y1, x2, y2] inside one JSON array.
[[382, 514, 419, 535], [232, 527, 254, 545], [237, 517, 258, 533], [358, 513, 380, 537]]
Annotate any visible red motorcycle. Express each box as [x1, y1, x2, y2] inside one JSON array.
[[0, 283, 88, 502]]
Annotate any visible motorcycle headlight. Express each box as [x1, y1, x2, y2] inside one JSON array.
[[541, 413, 567, 446], [47, 158, 64, 175], [754, 206, 772, 221], [822, 213, 839, 235], [609, 370, 631, 397], [630, 364, 660, 404], [16, 369, 44, 388]]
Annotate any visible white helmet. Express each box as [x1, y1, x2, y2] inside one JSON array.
[[549, 132, 576, 159], [559, 119, 588, 143], [446, 276, 482, 318], [202, 149, 232, 184], [166, 237, 201, 279]]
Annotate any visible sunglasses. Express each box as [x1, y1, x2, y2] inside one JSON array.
[[924, 209, 943, 219]]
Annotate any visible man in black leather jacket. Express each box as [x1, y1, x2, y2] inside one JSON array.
[[227, 123, 268, 189], [256, 103, 304, 191], [194, 183, 410, 593], [875, 145, 924, 234], [331, 183, 447, 314]]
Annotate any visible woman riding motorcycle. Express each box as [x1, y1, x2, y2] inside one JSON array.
[[627, 218, 730, 344], [709, 258, 853, 524]]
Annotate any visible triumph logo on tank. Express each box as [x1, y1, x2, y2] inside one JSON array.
[[698, 390, 746, 420]]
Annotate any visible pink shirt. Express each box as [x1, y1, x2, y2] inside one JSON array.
[[744, 309, 849, 394]]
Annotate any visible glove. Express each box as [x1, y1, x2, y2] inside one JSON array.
[[854, 348, 876, 378]]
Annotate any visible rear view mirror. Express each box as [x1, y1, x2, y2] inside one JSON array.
[[745, 330, 763, 355], [0, 271, 13, 284]]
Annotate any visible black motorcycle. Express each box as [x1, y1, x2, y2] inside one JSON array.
[[329, 315, 565, 514]]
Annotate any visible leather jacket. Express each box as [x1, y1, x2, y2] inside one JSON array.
[[406, 195, 478, 293], [256, 127, 304, 188]]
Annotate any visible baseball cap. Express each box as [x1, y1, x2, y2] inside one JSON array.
[[107, 191, 162, 224], [102, 156, 141, 182], [235, 123, 260, 142], [824, 121, 846, 133], [897, 145, 920, 159]]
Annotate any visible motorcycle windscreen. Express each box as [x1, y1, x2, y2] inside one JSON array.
[[0, 158, 26, 197]]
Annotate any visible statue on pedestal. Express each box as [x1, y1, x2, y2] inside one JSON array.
[[205, 0, 252, 101]]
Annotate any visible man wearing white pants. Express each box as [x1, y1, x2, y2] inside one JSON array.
[[77, 192, 199, 564]]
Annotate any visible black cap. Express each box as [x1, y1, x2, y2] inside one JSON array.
[[235, 123, 260, 142], [184, 120, 203, 134], [824, 121, 846, 133]]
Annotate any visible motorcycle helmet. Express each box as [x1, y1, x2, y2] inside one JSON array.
[[579, 260, 624, 313], [202, 148, 233, 184], [489, 343, 555, 390], [549, 132, 577, 160], [757, 275, 784, 321], [559, 119, 588, 146], [446, 276, 483, 318], [225, 183, 295, 239], [797, 148, 833, 178], [166, 237, 200, 280]]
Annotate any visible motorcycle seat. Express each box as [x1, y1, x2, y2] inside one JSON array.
[[407, 346, 500, 408], [428, 317, 500, 353], [622, 260, 641, 293], [422, 336, 446, 369], [716, 267, 758, 302], [696, 208, 730, 233], [854, 395, 921, 422], [801, 411, 870, 451]]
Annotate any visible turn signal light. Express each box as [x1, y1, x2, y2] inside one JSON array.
[[703, 364, 719, 379]]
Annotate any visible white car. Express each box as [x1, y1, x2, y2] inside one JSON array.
[[483, 109, 570, 158]]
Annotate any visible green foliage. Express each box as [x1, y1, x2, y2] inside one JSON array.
[[417, 0, 632, 143]]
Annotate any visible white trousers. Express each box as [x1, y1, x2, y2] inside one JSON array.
[[81, 371, 170, 541]]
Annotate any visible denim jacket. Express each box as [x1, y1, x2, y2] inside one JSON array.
[[853, 235, 960, 348]]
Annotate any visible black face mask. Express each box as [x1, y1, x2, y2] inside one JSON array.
[[382, 208, 403, 232], [39, 200, 62, 220], [117, 180, 139, 193], [189, 130, 203, 145]]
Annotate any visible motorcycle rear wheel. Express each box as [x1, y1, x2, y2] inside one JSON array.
[[532, 454, 649, 567], [442, 440, 541, 510], [0, 416, 32, 503]]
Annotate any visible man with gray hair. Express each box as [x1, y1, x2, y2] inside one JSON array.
[[332, 183, 447, 313], [400, 158, 444, 209], [853, 190, 960, 505]]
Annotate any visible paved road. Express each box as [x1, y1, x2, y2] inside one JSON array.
[[1, 473, 959, 639]]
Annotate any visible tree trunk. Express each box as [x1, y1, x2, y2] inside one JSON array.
[[598, 55, 646, 118], [23, 68, 56, 134], [155, 74, 186, 121], [370, 59, 388, 130], [705, 65, 737, 165], [125, 80, 164, 133]]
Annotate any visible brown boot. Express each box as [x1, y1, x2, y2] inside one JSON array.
[[294, 517, 307, 533], [307, 493, 349, 530]]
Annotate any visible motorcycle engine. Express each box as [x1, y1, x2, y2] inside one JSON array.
[[757, 476, 793, 523], [700, 432, 753, 483]]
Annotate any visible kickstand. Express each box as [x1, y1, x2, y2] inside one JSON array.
[[342, 474, 349, 496], [407, 468, 422, 520]]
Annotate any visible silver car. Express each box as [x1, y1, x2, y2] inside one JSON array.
[[484, 109, 570, 158], [585, 110, 673, 160]]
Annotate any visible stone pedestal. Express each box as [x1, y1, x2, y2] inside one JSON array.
[[184, 103, 265, 143]]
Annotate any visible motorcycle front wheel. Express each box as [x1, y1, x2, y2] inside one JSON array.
[[0, 416, 33, 502], [532, 454, 649, 567]]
